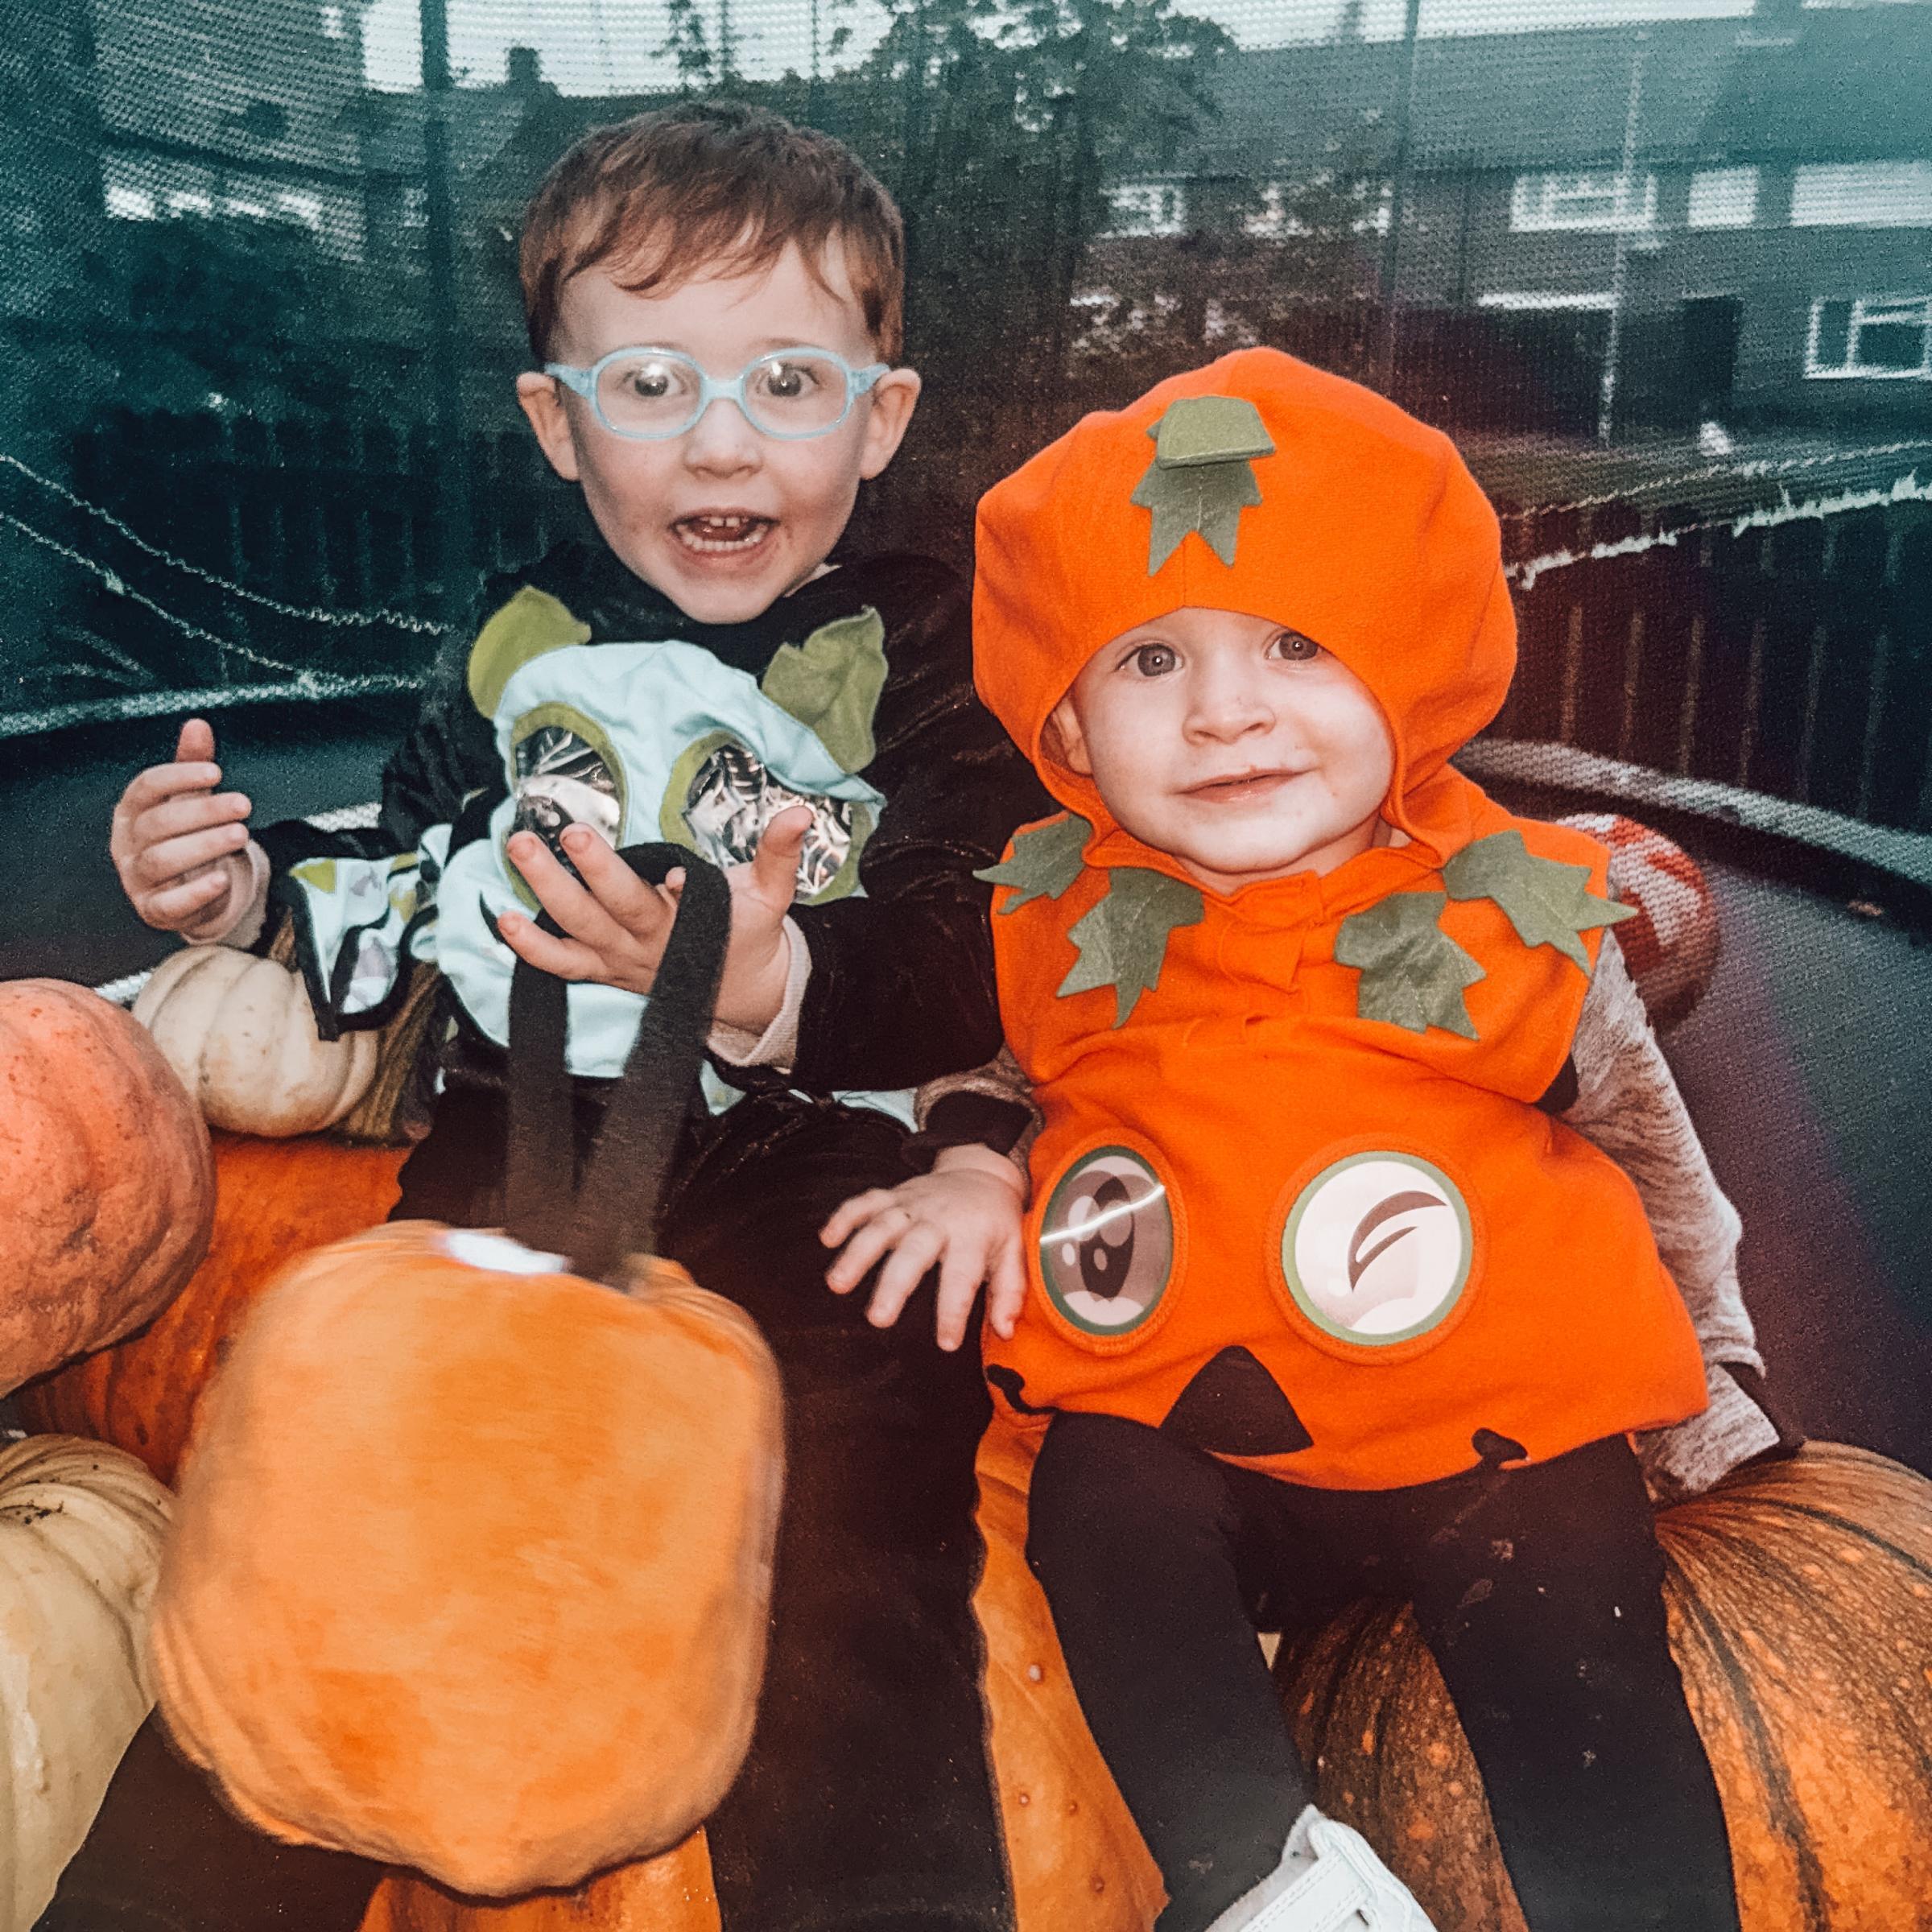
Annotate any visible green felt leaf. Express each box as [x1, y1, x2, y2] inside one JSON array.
[[759, 607, 889, 772], [1441, 828, 1636, 970], [466, 586, 592, 718], [1151, 395, 1275, 469], [1131, 458, 1264, 572], [975, 813, 1093, 911], [1057, 866, 1204, 1027], [1335, 890, 1486, 1038]]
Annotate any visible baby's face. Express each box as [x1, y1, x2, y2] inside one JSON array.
[[516, 244, 919, 625], [1050, 608, 1393, 894]]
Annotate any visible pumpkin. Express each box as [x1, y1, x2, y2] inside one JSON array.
[[133, 946, 378, 1137], [1275, 1442, 1932, 1930], [15, 1133, 408, 1484], [363, 1830, 721, 1932], [0, 978, 215, 1393], [149, 1228, 786, 1898], [1556, 812, 1719, 1033], [2, 1435, 173, 1932]]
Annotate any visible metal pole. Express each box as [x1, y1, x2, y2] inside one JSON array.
[[1596, 31, 1647, 448], [1375, 0, 1422, 394], [419, 0, 473, 616]]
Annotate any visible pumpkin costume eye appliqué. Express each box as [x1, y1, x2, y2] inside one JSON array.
[[1038, 1148, 1173, 1337], [1278, 1150, 1473, 1348]]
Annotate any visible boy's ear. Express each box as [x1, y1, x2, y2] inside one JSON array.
[[857, 368, 922, 482], [1042, 695, 1092, 777], [515, 372, 583, 484]]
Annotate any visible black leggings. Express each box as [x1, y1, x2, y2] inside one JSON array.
[[1026, 1414, 1740, 1932], [40, 1091, 1012, 1932]]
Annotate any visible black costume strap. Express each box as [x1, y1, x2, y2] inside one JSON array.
[[502, 844, 729, 1281]]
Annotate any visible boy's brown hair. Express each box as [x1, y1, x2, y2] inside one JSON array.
[[519, 101, 906, 365]]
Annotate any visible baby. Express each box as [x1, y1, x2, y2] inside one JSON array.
[[828, 349, 1771, 1932]]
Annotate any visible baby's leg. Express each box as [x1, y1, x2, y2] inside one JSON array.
[[1024, 1411, 1318, 1932], [1399, 1436, 1740, 1932]]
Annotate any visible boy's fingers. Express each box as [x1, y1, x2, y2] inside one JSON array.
[[510, 834, 646, 958], [824, 1208, 909, 1292], [820, 1188, 897, 1249], [175, 717, 216, 765], [493, 910, 610, 984], [136, 821, 252, 889], [114, 760, 227, 840], [865, 1225, 945, 1331], [933, 1242, 989, 1354], [132, 790, 251, 854], [141, 865, 237, 928], [747, 807, 811, 906]]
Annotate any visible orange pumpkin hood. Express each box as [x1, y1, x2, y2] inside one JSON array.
[[973, 347, 1513, 862]]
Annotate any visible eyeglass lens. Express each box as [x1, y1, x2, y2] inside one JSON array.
[[595, 352, 855, 437]]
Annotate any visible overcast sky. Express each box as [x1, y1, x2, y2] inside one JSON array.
[[361, 0, 1791, 93]]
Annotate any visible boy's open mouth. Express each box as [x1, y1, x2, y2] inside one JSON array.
[[674, 514, 776, 556]]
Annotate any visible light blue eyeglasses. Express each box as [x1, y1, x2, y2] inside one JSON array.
[[544, 345, 889, 442]]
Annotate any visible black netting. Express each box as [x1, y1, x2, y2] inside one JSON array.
[[4, 0, 1930, 1463]]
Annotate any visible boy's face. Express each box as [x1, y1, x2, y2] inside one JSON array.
[[516, 243, 919, 625], [1049, 608, 1394, 895]]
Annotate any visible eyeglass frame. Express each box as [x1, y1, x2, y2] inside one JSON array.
[[543, 345, 891, 443]]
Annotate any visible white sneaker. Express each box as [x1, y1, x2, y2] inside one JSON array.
[[1202, 1805, 1439, 1932]]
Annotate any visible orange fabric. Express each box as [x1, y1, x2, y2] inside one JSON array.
[[151, 1232, 784, 1897], [973, 349, 1706, 1488]]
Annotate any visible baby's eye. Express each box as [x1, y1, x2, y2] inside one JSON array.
[[1129, 643, 1177, 677], [1269, 630, 1322, 662]]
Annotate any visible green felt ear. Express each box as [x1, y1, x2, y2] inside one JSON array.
[[467, 587, 593, 718], [759, 608, 889, 773], [1442, 830, 1636, 969], [1131, 394, 1275, 573], [1335, 890, 1486, 1038], [975, 813, 1093, 911]]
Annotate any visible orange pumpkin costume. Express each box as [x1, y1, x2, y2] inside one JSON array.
[[972, 348, 1710, 1488]]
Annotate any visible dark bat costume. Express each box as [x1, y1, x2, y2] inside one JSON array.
[[39, 539, 1051, 1932]]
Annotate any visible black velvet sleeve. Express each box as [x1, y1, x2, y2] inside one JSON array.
[[787, 559, 1053, 1095]]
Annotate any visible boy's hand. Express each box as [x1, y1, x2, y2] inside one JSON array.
[[821, 1145, 1029, 1352], [109, 718, 258, 937], [497, 806, 808, 1034]]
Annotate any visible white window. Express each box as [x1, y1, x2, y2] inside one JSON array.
[[320, 4, 346, 37], [1477, 291, 1616, 312], [101, 153, 161, 221], [1790, 163, 1932, 228], [1806, 295, 1932, 378], [400, 184, 429, 229], [1245, 178, 1390, 239], [1510, 171, 1657, 232], [1688, 167, 1758, 229], [1104, 181, 1186, 238]]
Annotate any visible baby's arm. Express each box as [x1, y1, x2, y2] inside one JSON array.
[[1565, 932, 1797, 1500], [822, 1048, 1036, 1352]]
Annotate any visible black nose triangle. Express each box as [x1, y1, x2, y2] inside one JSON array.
[[1162, 1347, 1313, 1457]]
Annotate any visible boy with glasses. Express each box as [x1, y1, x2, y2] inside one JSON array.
[[86, 102, 1045, 1932]]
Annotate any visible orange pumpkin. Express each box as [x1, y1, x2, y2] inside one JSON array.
[[363, 1830, 720, 1932], [149, 1225, 784, 1897], [1275, 1443, 1932, 1931], [16, 1133, 407, 1483], [0, 978, 215, 1393]]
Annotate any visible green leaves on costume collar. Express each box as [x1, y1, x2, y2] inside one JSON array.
[[1059, 867, 1205, 1027], [1338, 831, 1633, 1037], [1130, 395, 1275, 573], [759, 608, 889, 774], [1335, 891, 1485, 1039], [467, 587, 593, 717], [1442, 828, 1635, 968], [976, 812, 1093, 910]]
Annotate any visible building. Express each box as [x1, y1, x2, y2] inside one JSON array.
[[1108, 0, 1932, 436]]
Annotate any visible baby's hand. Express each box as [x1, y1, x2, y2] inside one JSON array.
[[822, 1145, 1029, 1352], [109, 718, 258, 938]]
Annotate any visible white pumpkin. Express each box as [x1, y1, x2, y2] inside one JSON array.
[[134, 947, 378, 1137], [2, 1435, 171, 1932]]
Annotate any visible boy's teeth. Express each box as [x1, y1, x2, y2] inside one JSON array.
[[677, 514, 771, 554]]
